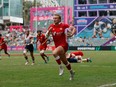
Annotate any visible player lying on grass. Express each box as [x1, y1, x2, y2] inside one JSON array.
[[36, 30, 49, 64], [0, 34, 10, 59], [66, 51, 92, 63]]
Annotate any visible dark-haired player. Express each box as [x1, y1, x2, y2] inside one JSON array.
[[36, 30, 49, 63], [23, 31, 35, 65]]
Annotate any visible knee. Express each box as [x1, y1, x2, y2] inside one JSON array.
[[23, 50, 27, 54], [40, 53, 44, 56], [52, 51, 57, 57], [40, 50, 44, 55]]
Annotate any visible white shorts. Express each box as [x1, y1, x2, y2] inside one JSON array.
[[40, 50, 45, 54]]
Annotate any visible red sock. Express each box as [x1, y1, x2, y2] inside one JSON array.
[[55, 56, 61, 65], [66, 63, 71, 70]]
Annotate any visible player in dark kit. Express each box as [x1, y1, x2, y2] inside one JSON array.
[[23, 31, 35, 65]]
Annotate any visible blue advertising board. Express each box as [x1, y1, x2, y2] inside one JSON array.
[[72, 0, 116, 47]]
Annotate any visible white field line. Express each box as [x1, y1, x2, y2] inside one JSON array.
[[79, 65, 114, 68], [98, 83, 116, 87]]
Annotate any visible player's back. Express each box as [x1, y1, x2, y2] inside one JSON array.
[[71, 51, 84, 56]]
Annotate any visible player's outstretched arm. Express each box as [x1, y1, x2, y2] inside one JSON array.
[[41, 39, 47, 45], [45, 27, 52, 39]]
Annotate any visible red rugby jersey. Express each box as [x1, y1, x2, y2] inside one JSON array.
[[48, 23, 69, 47], [37, 34, 47, 46]]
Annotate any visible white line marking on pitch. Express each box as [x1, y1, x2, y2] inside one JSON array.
[[79, 65, 114, 68], [98, 83, 116, 87]]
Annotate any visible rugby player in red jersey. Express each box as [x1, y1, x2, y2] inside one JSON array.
[[66, 51, 92, 63], [46, 14, 76, 80], [36, 30, 49, 63], [0, 34, 10, 59]]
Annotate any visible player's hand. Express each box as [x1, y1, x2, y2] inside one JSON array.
[[67, 26, 76, 38], [67, 31, 73, 38]]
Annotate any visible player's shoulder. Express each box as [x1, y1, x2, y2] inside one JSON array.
[[0, 37, 4, 40], [37, 35, 39, 38], [49, 24, 54, 27], [61, 23, 70, 28], [60, 22, 68, 25], [42, 34, 45, 37]]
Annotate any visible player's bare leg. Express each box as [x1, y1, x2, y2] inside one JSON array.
[[58, 46, 75, 80], [52, 47, 63, 76], [43, 53, 49, 61], [92, 31, 97, 38], [4, 50, 10, 58], [23, 50, 29, 65], [82, 58, 92, 62], [40, 50, 48, 63], [75, 56, 82, 63], [40, 53, 47, 63], [53, 46, 75, 80], [30, 51, 35, 65], [99, 31, 103, 38]]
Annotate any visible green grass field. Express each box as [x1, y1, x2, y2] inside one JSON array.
[[0, 51, 116, 87]]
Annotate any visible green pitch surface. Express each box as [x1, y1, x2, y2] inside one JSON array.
[[0, 51, 116, 87]]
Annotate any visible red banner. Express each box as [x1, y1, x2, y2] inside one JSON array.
[[9, 25, 23, 32]]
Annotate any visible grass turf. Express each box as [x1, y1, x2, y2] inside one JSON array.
[[0, 51, 116, 87]]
